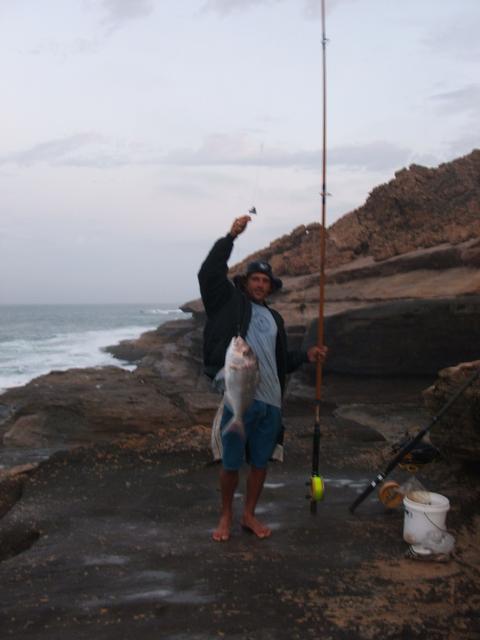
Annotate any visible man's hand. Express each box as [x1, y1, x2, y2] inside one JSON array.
[[307, 345, 328, 364], [230, 215, 252, 239]]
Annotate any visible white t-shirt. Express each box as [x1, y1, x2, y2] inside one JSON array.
[[246, 303, 282, 408]]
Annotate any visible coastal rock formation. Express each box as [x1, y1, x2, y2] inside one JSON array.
[[0, 366, 193, 448], [0, 318, 219, 450], [327, 151, 480, 264], [1, 150, 479, 452], [181, 152, 480, 345], [108, 317, 219, 424], [306, 295, 480, 376], [233, 149, 480, 274], [423, 361, 480, 462]]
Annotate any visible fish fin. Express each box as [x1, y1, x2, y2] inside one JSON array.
[[212, 368, 225, 393]]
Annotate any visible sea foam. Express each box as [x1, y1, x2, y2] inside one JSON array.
[[0, 304, 186, 393]]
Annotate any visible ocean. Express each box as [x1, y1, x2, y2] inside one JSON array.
[[0, 303, 189, 394]]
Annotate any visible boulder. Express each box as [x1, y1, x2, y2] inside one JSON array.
[[0, 366, 192, 449], [0, 476, 24, 519], [106, 317, 201, 363], [305, 296, 480, 376], [423, 361, 480, 462]]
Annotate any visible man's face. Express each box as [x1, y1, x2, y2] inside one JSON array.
[[245, 272, 272, 304]]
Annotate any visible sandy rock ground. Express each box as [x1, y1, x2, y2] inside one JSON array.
[[0, 376, 479, 640]]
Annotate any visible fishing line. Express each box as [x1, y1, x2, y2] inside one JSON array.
[[248, 142, 264, 216]]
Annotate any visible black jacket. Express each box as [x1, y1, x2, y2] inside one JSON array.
[[198, 233, 308, 396]]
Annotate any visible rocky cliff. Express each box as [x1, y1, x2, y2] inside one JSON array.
[[181, 150, 480, 331], [232, 148, 480, 276]]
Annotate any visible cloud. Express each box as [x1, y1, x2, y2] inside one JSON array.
[[0, 133, 107, 167], [28, 38, 101, 58], [27, 1, 156, 58], [202, 0, 358, 18], [201, 0, 281, 15], [165, 133, 266, 166], [98, 0, 155, 31], [165, 134, 410, 171], [424, 11, 480, 59], [431, 83, 480, 117], [444, 135, 479, 160], [303, 0, 359, 19], [329, 141, 411, 171], [0, 133, 161, 169], [1, 132, 410, 173]]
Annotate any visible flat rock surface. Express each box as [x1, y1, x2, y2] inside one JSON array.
[[1, 392, 479, 640]]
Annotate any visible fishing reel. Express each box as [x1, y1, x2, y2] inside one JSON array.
[[377, 436, 440, 508], [378, 481, 404, 509], [306, 474, 325, 506], [310, 474, 325, 501], [393, 433, 440, 473]]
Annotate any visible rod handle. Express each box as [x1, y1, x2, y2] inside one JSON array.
[[349, 475, 384, 514]]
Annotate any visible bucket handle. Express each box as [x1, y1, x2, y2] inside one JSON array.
[[423, 511, 449, 534]]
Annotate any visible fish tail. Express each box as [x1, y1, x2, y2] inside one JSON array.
[[223, 417, 245, 439]]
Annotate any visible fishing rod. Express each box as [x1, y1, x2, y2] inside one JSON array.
[[308, 0, 328, 514], [349, 366, 480, 514]]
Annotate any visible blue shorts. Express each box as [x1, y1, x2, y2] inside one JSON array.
[[220, 400, 282, 471]]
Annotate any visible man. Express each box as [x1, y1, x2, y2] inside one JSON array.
[[198, 215, 327, 542]]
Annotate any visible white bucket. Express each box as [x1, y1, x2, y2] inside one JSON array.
[[403, 492, 450, 545]]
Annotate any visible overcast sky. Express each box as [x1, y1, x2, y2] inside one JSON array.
[[1, 0, 478, 304]]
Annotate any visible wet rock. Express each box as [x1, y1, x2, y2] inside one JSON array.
[[305, 296, 480, 376], [107, 317, 201, 364], [0, 524, 40, 562], [181, 392, 220, 424], [0, 463, 38, 479], [0, 476, 24, 519], [1, 366, 192, 449], [333, 403, 430, 444], [0, 404, 14, 426], [0, 429, 478, 638], [423, 360, 480, 462]]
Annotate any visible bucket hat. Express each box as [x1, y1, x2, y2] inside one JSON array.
[[233, 260, 282, 292]]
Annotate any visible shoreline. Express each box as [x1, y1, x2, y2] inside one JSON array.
[[0, 304, 191, 395]]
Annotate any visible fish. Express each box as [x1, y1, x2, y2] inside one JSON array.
[[222, 336, 259, 438]]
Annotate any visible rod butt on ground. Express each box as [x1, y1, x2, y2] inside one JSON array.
[[349, 481, 379, 514]]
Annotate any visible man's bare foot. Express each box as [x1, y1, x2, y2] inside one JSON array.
[[240, 514, 271, 539], [212, 514, 231, 542]]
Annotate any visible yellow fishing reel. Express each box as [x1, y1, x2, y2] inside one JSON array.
[[310, 474, 325, 502]]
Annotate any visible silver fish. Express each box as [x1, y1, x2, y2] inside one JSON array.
[[223, 336, 259, 438]]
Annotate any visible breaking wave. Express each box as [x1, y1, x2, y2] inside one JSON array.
[[0, 304, 188, 393]]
